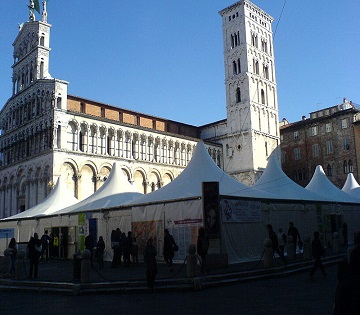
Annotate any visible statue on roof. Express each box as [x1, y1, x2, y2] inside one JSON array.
[[42, 1, 48, 22], [27, 0, 49, 22], [28, 0, 36, 22]]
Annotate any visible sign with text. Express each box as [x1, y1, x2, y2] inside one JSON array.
[[0, 228, 15, 239], [221, 199, 261, 223]]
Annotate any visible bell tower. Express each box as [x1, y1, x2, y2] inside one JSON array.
[[12, 0, 52, 96], [219, 0, 280, 185]]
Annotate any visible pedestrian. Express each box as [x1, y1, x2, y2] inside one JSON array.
[[267, 224, 287, 264], [197, 227, 209, 274], [278, 228, 287, 256], [342, 222, 348, 245], [95, 236, 105, 269], [8, 237, 17, 274], [49, 232, 55, 259], [288, 221, 302, 251], [27, 233, 42, 279], [163, 229, 178, 272], [111, 228, 121, 268], [40, 230, 51, 262], [309, 231, 327, 279], [333, 232, 360, 314], [144, 237, 158, 289], [131, 237, 139, 264], [123, 231, 133, 267], [85, 230, 95, 259]]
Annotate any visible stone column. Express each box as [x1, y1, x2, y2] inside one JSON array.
[[303, 236, 312, 260], [187, 244, 197, 278], [333, 232, 340, 254], [15, 250, 26, 280], [287, 235, 296, 260], [81, 249, 91, 283], [263, 238, 273, 268]]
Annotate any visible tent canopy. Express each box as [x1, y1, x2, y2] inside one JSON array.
[[342, 173, 360, 200], [305, 166, 360, 203], [1, 177, 78, 221], [53, 162, 142, 215], [252, 154, 325, 201], [126, 141, 275, 206]]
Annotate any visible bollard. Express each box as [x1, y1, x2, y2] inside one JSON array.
[[333, 232, 340, 254], [15, 250, 26, 280], [263, 238, 273, 268], [287, 235, 296, 260], [1, 249, 10, 274], [303, 236, 312, 260], [81, 249, 91, 283], [187, 244, 197, 278]]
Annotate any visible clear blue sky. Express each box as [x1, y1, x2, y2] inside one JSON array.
[[1, 1, 359, 126]]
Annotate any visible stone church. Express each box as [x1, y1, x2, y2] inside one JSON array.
[[0, 0, 279, 218]]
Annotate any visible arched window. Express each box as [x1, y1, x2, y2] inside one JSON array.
[[233, 61, 237, 75], [236, 87, 241, 103], [349, 160, 353, 173], [261, 89, 265, 104], [343, 160, 349, 174]]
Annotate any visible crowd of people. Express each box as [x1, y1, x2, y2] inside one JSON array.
[[3, 222, 359, 308]]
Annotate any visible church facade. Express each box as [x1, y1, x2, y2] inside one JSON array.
[[0, 0, 279, 218]]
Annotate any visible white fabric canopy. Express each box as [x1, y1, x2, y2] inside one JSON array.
[[2, 177, 78, 220], [53, 162, 142, 215], [305, 165, 360, 203], [126, 141, 275, 206], [252, 154, 325, 201], [342, 173, 360, 200]]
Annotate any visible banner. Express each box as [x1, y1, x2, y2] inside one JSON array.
[[0, 228, 14, 239], [221, 199, 261, 223]]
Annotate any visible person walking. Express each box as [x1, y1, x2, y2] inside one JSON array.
[[123, 231, 133, 267], [309, 231, 327, 279], [163, 229, 177, 272], [85, 230, 95, 259], [8, 237, 17, 274], [267, 224, 287, 264], [40, 230, 51, 262], [278, 228, 287, 256], [27, 233, 42, 279], [197, 227, 209, 274], [288, 222, 302, 251], [95, 236, 105, 269], [144, 238, 158, 289], [131, 237, 139, 265], [111, 228, 122, 267]]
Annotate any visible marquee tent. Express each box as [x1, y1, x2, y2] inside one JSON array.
[[342, 173, 360, 200], [53, 162, 143, 215], [1, 177, 78, 221], [251, 154, 326, 201], [305, 166, 360, 203], [125, 141, 275, 207]]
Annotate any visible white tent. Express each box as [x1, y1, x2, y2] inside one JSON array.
[[342, 173, 360, 200], [305, 165, 360, 203], [126, 141, 275, 206], [1, 177, 78, 221], [54, 162, 143, 215], [252, 154, 325, 201]]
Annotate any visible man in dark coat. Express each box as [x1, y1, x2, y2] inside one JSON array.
[[163, 229, 177, 272], [267, 224, 287, 264], [27, 233, 42, 278], [309, 231, 327, 278]]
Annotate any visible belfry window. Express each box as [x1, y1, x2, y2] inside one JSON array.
[[236, 87, 241, 103], [261, 89, 265, 104]]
